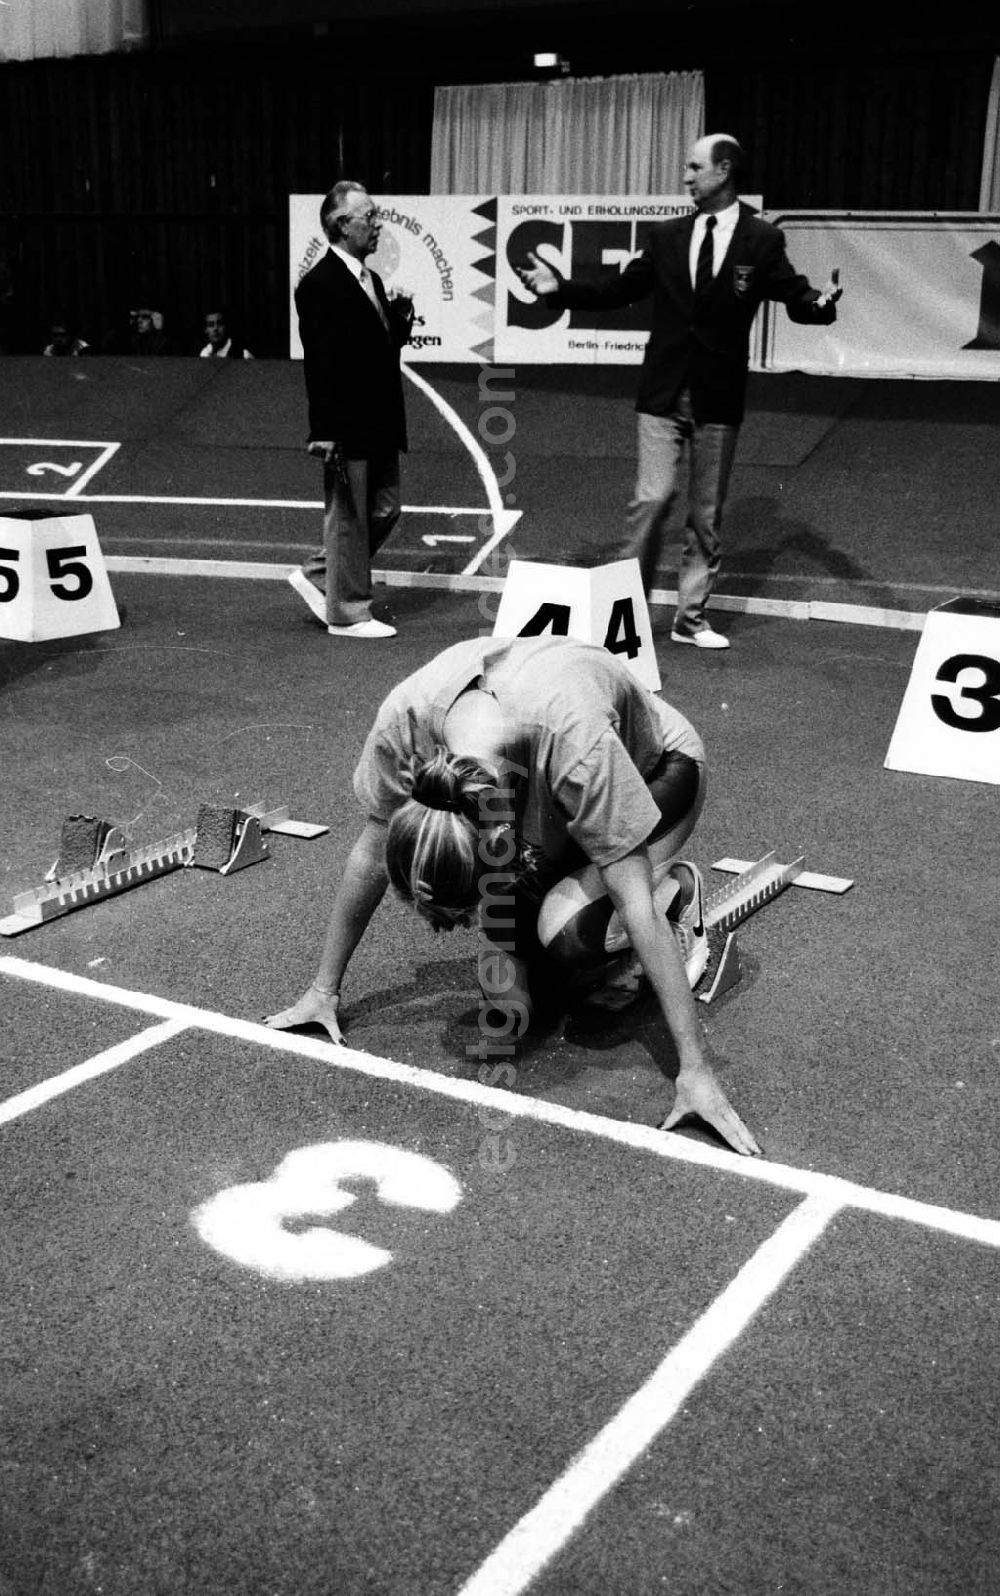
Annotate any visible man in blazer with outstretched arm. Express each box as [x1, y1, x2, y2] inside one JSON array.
[[519, 134, 842, 650], [290, 181, 414, 639]]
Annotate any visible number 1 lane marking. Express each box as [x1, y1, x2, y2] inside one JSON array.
[[401, 365, 521, 570], [456, 1195, 841, 1596]]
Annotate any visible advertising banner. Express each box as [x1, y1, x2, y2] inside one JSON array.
[[758, 212, 1000, 379], [494, 194, 692, 365], [289, 192, 774, 366], [289, 194, 498, 362]]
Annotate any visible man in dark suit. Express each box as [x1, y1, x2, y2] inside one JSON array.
[[290, 180, 414, 639], [519, 134, 842, 650]]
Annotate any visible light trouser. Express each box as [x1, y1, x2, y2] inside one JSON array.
[[612, 393, 739, 633], [302, 451, 401, 626]]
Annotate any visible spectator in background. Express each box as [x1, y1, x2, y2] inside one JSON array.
[[43, 316, 90, 356], [199, 307, 253, 359], [129, 306, 172, 356]]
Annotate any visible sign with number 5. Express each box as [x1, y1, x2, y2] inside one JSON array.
[[885, 597, 1000, 785], [0, 511, 119, 642]]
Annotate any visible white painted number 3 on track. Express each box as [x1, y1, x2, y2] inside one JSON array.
[[191, 1140, 463, 1282]]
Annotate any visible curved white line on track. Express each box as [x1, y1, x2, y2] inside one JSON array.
[[401, 364, 520, 572]]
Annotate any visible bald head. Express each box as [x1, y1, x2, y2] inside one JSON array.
[[684, 133, 745, 211]]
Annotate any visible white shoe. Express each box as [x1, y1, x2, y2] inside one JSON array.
[[327, 618, 397, 638], [670, 625, 730, 650], [287, 568, 326, 622], [667, 861, 709, 988]]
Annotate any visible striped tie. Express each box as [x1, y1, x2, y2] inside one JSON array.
[[694, 214, 717, 301]]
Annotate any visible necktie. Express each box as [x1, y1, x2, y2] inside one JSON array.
[[694, 214, 717, 301], [359, 266, 389, 331]]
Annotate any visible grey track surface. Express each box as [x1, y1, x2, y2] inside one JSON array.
[[0, 359, 997, 1596]]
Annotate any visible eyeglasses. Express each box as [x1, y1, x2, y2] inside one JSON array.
[[335, 207, 378, 226]]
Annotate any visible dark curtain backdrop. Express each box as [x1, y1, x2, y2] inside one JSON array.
[[0, 46, 434, 356], [0, 34, 992, 356]]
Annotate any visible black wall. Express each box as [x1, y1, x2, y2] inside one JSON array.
[[1, 1, 996, 355]]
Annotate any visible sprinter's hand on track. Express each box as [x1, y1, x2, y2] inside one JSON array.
[[660, 1063, 761, 1157], [263, 986, 344, 1045]]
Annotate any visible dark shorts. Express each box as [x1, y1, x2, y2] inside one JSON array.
[[481, 748, 704, 973]]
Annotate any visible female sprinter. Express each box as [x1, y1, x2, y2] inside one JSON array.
[[264, 632, 760, 1156]]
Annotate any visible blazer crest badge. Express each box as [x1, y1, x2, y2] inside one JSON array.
[[733, 263, 754, 297]]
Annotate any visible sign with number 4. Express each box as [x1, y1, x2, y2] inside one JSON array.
[[885, 597, 1000, 786], [0, 511, 120, 642], [493, 558, 660, 690]]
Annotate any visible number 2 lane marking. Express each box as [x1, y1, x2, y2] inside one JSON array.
[[26, 461, 83, 479], [192, 1139, 463, 1281]]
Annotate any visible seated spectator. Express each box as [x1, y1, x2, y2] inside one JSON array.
[[199, 307, 253, 359], [43, 316, 90, 357], [129, 306, 172, 356]]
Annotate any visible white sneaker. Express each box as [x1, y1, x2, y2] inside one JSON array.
[[287, 568, 326, 623], [666, 860, 709, 987], [327, 618, 397, 638], [670, 626, 730, 650], [599, 859, 707, 990]]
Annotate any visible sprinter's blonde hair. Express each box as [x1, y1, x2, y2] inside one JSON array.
[[385, 747, 505, 931]]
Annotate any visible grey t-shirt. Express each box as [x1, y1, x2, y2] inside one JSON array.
[[353, 635, 704, 872]]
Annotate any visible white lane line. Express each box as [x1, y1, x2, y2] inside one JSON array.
[[64, 441, 121, 496], [0, 490, 501, 513], [0, 1017, 187, 1125], [0, 436, 120, 447], [456, 1194, 840, 1596], [2, 957, 998, 1248], [650, 584, 927, 632], [401, 363, 521, 559], [96, 556, 929, 634]]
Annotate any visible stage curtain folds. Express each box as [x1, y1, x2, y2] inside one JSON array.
[[980, 58, 1000, 210], [430, 72, 704, 194], [0, 0, 148, 62]]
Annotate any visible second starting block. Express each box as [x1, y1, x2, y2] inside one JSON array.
[[0, 802, 328, 937]]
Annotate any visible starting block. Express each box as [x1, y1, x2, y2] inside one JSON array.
[[696, 931, 742, 1005], [190, 805, 270, 874], [0, 802, 329, 937], [704, 851, 806, 936], [694, 851, 850, 1005], [0, 510, 120, 642]]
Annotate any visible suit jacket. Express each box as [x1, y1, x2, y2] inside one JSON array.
[[554, 203, 837, 425], [294, 248, 410, 456]]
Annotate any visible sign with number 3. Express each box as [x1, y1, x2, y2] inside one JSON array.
[[885, 597, 1000, 785]]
